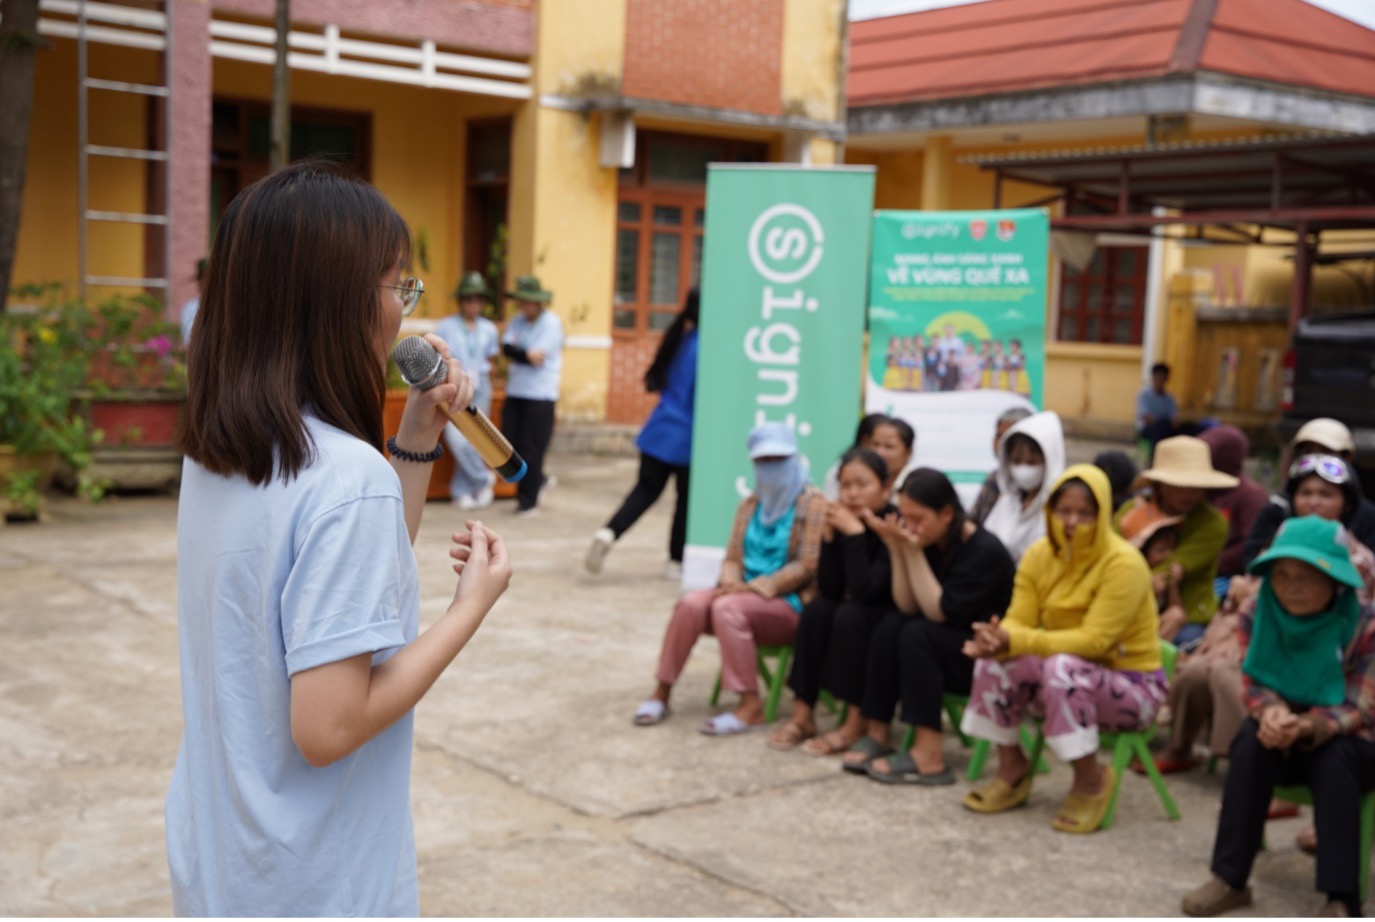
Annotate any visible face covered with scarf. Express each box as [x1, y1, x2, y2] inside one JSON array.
[[747, 422, 810, 526], [1244, 516, 1365, 708]]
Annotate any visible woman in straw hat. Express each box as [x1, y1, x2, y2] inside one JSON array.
[[1182, 516, 1375, 918], [1114, 435, 1237, 647]]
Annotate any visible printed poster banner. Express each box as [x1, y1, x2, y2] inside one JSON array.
[[684, 165, 876, 590], [866, 208, 1048, 505]]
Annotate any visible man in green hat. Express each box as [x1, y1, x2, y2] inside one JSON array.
[[501, 275, 564, 516], [436, 271, 501, 509]]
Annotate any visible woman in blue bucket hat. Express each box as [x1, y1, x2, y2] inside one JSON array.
[[1184, 516, 1375, 917], [633, 422, 827, 735]]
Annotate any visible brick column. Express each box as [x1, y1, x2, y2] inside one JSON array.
[[166, 0, 210, 316]]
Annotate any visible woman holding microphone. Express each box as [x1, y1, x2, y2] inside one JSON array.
[[169, 161, 511, 916]]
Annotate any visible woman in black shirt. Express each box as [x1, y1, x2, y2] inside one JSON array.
[[847, 468, 1016, 783], [768, 448, 896, 752]]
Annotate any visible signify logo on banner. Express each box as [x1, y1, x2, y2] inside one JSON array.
[[866, 208, 1049, 507], [683, 167, 874, 590]]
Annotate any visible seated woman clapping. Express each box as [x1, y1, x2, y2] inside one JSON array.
[[838, 469, 1016, 780], [768, 448, 896, 752], [959, 464, 1165, 833], [1182, 517, 1375, 918], [633, 422, 826, 735]]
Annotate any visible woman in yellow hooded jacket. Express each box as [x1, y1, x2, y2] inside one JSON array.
[[958, 464, 1164, 833]]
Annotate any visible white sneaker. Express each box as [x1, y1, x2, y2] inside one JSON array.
[[661, 561, 683, 581], [585, 527, 615, 574], [540, 474, 557, 499], [472, 484, 495, 509], [453, 494, 477, 510], [513, 506, 540, 519]]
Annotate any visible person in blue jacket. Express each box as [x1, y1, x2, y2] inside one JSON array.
[[586, 288, 699, 579]]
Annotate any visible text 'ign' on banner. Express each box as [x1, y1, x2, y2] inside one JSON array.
[[682, 165, 876, 591]]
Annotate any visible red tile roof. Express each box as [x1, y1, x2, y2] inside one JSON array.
[[848, 0, 1375, 108]]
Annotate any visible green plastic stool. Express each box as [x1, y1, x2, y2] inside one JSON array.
[[1272, 785, 1375, 902], [1023, 640, 1182, 829], [709, 644, 792, 723], [966, 725, 1051, 781]]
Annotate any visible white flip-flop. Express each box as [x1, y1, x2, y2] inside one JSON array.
[[697, 712, 767, 736], [633, 700, 669, 726]]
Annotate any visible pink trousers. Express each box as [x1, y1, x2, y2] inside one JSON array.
[[960, 654, 1168, 762], [656, 589, 799, 695]]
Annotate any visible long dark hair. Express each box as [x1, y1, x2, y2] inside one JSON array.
[[644, 287, 700, 393], [838, 446, 889, 486], [899, 467, 969, 562], [878, 417, 916, 451], [179, 160, 410, 485], [853, 412, 889, 449]]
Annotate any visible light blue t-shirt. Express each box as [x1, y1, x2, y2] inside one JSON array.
[[503, 309, 564, 401], [166, 415, 421, 916], [434, 314, 499, 391]]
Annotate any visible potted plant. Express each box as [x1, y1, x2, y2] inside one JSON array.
[[77, 291, 187, 492], [0, 285, 107, 517]]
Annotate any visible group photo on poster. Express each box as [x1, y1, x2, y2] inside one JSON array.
[[867, 209, 1049, 503]]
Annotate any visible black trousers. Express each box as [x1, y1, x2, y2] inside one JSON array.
[[788, 598, 837, 707], [787, 600, 892, 707], [1212, 717, 1375, 908], [502, 396, 556, 511], [605, 452, 690, 563], [861, 614, 974, 730]]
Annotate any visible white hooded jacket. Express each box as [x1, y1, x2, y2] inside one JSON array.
[[981, 410, 1066, 563]]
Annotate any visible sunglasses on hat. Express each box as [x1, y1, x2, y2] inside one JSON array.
[[1289, 453, 1351, 486]]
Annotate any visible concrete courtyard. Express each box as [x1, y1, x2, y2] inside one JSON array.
[[0, 447, 1337, 916]]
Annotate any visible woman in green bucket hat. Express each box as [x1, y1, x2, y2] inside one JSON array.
[[500, 275, 563, 515], [435, 272, 501, 509], [1183, 515, 1375, 918]]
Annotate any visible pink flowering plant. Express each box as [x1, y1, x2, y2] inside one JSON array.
[[1, 284, 187, 509]]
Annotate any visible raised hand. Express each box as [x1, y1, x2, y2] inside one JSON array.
[[450, 520, 513, 613]]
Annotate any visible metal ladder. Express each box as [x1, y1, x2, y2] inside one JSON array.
[[74, 0, 170, 299]]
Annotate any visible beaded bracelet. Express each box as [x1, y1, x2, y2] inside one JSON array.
[[386, 435, 444, 463]]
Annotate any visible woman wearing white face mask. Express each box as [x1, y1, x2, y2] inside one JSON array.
[[981, 411, 1066, 562]]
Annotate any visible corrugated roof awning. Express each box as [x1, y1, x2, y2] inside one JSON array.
[[964, 133, 1375, 231]]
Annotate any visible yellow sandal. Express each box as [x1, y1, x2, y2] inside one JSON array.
[[962, 772, 1033, 814], [1051, 765, 1117, 834]]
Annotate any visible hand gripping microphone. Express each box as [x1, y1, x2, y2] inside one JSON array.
[[391, 336, 527, 483]]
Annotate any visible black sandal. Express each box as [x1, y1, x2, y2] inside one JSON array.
[[841, 736, 893, 775]]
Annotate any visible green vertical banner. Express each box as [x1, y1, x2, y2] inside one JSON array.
[[866, 209, 1048, 507], [684, 165, 876, 590]]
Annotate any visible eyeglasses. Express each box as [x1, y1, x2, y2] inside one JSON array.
[[382, 277, 424, 316], [1289, 453, 1350, 486]]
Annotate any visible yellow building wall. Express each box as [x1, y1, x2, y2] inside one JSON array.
[[781, 0, 845, 123], [504, 0, 626, 421], [15, 41, 161, 298], [210, 58, 519, 321]]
